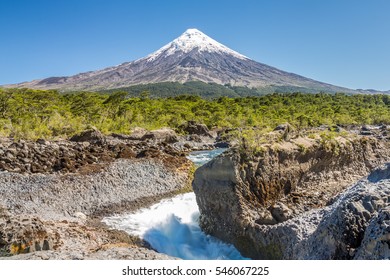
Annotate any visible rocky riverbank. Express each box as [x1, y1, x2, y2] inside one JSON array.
[[0, 122, 220, 260], [3, 122, 390, 260], [193, 126, 390, 259]]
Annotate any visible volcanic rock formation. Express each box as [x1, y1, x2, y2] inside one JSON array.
[[192, 129, 390, 259], [7, 29, 361, 94]]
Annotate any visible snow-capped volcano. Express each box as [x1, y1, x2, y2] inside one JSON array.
[[7, 28, 355, 93], [144, 28, 248, 62]]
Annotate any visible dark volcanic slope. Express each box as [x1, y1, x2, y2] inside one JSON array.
[[5, 29, 371, 93]]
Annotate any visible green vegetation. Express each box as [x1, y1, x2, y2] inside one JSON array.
[[100, 81, 318, 98], [101, 81, 265, 98], [0, 88, 390, 139]]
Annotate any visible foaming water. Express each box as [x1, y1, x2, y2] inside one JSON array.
[[103, 148, 248, 260], [103, 192, 247, 259]]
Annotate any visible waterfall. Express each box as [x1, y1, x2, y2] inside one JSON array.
[[103, 148, 248, 260]]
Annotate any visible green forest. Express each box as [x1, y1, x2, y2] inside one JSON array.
[[100, 81, 314, 98], [0, 88, 390, 140]]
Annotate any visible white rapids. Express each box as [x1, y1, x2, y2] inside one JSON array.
[[102, 148, 248, 260]]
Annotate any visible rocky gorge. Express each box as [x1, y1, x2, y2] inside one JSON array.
[[1, 122, 390, 260], [193, 125, 390, 259], [0, 122, 218, 260]]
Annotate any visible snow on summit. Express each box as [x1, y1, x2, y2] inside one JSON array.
[[146, 28, 248, 62], [9, 27, 357, 94]]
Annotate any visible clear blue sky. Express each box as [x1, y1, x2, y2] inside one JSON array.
[[1, 0, 389, 90]]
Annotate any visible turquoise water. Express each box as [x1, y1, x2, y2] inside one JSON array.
[[103, 148, 249, 260], [186, 148, 226, 167]]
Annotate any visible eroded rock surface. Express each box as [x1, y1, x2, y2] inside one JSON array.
[[193, 131, 390, 259], [0, 129, 194, 259], [229, 170, 390, 259], [0, 209, 175, 260]]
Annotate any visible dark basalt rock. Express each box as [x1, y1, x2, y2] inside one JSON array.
[[0, 128, 178, 174], [214, 141, 229, 148], [70, 128, 106, 144]]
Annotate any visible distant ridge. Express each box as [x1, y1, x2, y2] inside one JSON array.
[[4, 28, 388, 94]]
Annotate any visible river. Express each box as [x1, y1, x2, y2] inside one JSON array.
[[102, 148, 248, 260]]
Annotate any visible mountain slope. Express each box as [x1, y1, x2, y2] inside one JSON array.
[[4, 29, 377, 93]]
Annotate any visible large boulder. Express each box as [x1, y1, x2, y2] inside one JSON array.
[[273, 123, 294, 132], [141, 128, 178, 143], [128, 127, 148, 140], [354, 206, 390, 260], [70, 128, 106, 144], [178, 121, 212, 137]]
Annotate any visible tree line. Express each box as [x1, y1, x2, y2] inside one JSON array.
[[0, 88, 389, 139]]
